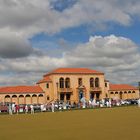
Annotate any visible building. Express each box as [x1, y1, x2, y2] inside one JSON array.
[[0, 68, 139, 104], [0, 86, 45, 104]]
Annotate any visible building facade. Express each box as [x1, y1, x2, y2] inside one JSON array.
[[37, 68, 139, 103], [0, 68, 139, 105], [0, 86, 45, 104]]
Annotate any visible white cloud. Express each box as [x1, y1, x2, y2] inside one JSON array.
[[0, 0, 140, 37], [0, 35, 140, 85], [0, 0, 140, 85], [0, 0, 140, 59], [63, 35, 140, 84]]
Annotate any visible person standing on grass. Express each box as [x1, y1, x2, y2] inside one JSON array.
[[138, 98, 140, 107], [15, 105, 19, 114], [51, 102, 55, 112], [106, 100, 109, 107], [109, 99, 112, 108], [30, 105, 34, 114], [12, 104, 15, 113], [9, 104, 12, 115], [25, 105, 28, 114]]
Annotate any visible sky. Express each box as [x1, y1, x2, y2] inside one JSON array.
[[0, 0, 140, 86]]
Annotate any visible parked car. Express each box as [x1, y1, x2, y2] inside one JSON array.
[[18, 104, 26, 112], [0, 105, 8, 112], [33, 104, 41, 111], [130, 99, 138, 105]]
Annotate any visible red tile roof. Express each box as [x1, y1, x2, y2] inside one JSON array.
[[0, 86, 44, 93], [45, 68, 104, 76], [37, 76, 52, 84], [109, 84, 138, 91]]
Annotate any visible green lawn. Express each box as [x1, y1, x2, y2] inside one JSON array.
[[0, 106, 140, 140]]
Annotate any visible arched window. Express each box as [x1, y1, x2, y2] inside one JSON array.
[[59, 77, 64, 88], [124, 91, 127, 94], [32, 94, 37, 97], [19, 95, 24, 98], [115, 92, 118, 94], [12, 95, 17, 98], [65, 78, 70, 88], [128, 91, 131, 93], [25, 94, 30, 97], [38, 94, 43, 97], [95, 78, 99, 87], [132, 91, 135, 93], [5, 95, 10, 98], [110, 92, 114, 94], [90, 78, 94, 87], [5, 95, 11, 103]]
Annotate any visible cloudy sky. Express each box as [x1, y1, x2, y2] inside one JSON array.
[[0, 0, 140, 86]]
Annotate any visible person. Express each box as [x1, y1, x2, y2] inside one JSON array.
[[81, 97, 86, 108], [15, 105, 19, 114], [41, 104, 46, 112], [89, 100, 92, 108], [8, 104, 13, 115], [109, 99, 112, 108], [63, 102, 66, 110], [30, 104, 34, 114], [101, 99, 105, 107], [138, 98, 140, 107], [106, 100, 109, 107], [51, 102, 55, 112], [12, 104, 16, 113], [25, 105, 28, 114], [92, 99, 96, 108]]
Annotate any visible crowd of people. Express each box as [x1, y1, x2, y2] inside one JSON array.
[[7, 104, 35, 115], [0, 98, 140, 115]]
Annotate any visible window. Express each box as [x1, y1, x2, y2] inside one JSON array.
[[65, 78, 70, 88], [39, 94, 43, 97], [90, 78, 94, 87], [78, 78, 82, 86], [110, 92, 114, 94], [105, 83, 107, 87], [46, 83, 49, 88], [95, 78, 99, 87], [59, 77, 64, 88], [47, 96, 50, 100], [66, 94, 70, 100]]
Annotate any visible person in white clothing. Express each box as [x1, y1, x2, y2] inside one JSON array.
[[30, 105, 34, 114], [25, 105, 28, 114], [138, 98, 140, 107], [51, 102, 55, 112], [106, 101, 109, 107], [109, 99, 112, 108]]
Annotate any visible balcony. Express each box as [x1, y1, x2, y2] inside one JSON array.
[[90, 87, 102, 92], [58, 88, 73, 93]]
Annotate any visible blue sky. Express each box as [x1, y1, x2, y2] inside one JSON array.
[[0, 0, 140, 86]]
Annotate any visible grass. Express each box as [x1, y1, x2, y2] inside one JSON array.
[[0, 106, 140, 140]]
